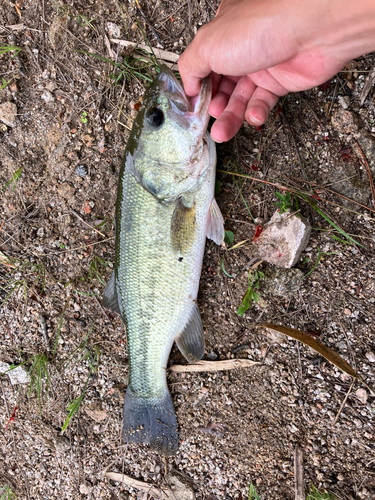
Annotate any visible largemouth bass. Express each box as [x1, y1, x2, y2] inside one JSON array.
[[103, 66, 224, 456]]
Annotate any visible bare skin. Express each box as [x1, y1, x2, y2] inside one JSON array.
[[178, 0, 375, 142]]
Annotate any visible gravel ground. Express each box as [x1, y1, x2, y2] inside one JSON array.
[[0, 2, 375, 499]]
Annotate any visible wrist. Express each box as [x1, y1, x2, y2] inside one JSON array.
[[306, 0, 375, 63]]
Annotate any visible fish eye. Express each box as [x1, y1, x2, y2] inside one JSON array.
[[146, 107, 164, 128]]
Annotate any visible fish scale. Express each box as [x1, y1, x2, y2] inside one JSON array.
[[117, 160, 213, 398]]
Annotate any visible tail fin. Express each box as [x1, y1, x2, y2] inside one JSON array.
[[122, 387, 178, 456]]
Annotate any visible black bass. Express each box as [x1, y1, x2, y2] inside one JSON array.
[[103, 66, 224, 455]]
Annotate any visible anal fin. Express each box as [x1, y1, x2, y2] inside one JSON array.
[[102, 271, 121, 316], [206, 197, 224, 245], [175, 303, 205, 363]]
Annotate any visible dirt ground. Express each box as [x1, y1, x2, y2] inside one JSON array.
[[0, 1, 375, 499]]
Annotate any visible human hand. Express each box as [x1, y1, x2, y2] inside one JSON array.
[[178, 0, 375, 142]]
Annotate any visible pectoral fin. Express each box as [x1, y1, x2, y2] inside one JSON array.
[[206, 198, 224, 245], [170, 198, 196, 253], [102, 271, 121, 315], [175, 303, 205, 362]]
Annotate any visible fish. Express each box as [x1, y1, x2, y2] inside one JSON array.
[[102, 65, 224, 456]]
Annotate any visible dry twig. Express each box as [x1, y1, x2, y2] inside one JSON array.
[[110, 39, 179, 65], [169, 359, 259, 373], [103, 472, 172, 499], [354, 140, 375, 209], [333, 380, 355, 425]]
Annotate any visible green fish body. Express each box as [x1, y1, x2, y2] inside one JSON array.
[[103, 66, 224, 455]]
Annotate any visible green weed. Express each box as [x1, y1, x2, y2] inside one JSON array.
[[88, 255, 112, 286], [77, 48, 157, 86], [0, 485, 17, 500], [302, 247, 341, 279], [29, 352, 50, 410], [62, 340, 100, 431], [237, 269, 264, 316], [248, 482, 260, 500], [307, 485, 338, 500], [219, 258, 235, 278], [0, 78, 10, 90], [275, 191, 293, 214], [0, 46, 21, 57], [80, 111, 88, 124], [298, 193, 362, 247], [230, 160, 255, 222], [0, 258, 47, 311], [2, 168, 23, 192]]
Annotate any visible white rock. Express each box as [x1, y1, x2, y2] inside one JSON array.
[[253, 210, 311, 268], [0, 362, 30, 385], [41, 90, 54, 103], [365, 351, 375, 363], [356, 388, 368, 404], [338, 95, 350, 109], [79, 484, 92, 495]]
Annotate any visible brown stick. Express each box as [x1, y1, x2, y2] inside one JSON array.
[[169, 359, 259, 373], [294, 446, 305, 500], [355, 140, 375, 209]]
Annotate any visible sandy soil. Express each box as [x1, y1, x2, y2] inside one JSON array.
[[0, 1, 375, 499]]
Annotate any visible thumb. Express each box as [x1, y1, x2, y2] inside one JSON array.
[[178, 24, 215, 96]]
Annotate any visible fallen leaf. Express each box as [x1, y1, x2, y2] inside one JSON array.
[[198, 422, 227, 438], [85, 409, 107, 422], [259, 323, 359, 379]]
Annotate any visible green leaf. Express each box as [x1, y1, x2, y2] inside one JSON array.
[[224, 230, 234, 245], [237, 287, 258, 316], [249, 483, 261, 500]]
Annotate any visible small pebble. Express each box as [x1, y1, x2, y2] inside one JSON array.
[[0, 101, 17, 127], [76, 164, 88, 177], [355, 388, 368, 404], [41, 90, 54, 104]]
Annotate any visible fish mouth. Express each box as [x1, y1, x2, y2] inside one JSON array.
[[157, 65, 211, 124]]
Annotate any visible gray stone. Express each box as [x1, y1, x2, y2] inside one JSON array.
[[261, 268, 304, 296], [0, 102, 17, 127], [0, 362, 30, 385], [253, 210, 311, 268]]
